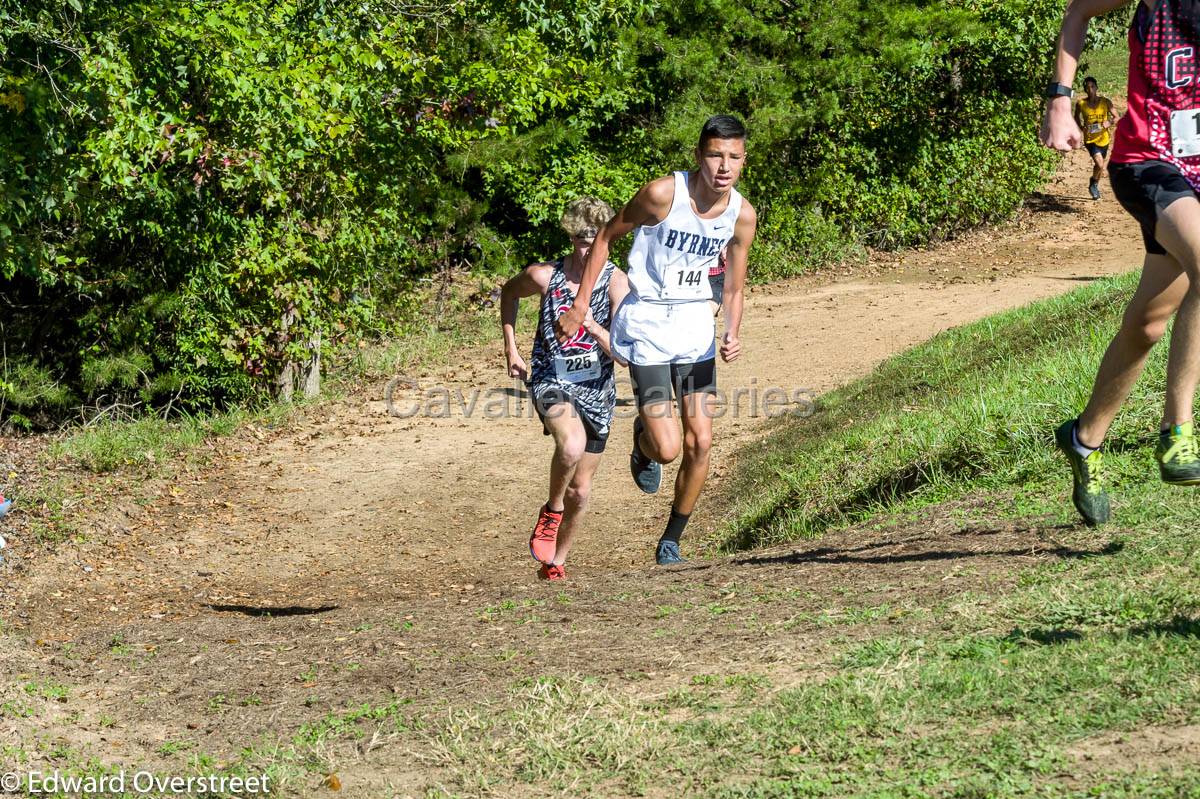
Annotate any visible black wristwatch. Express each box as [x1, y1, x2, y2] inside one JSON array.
[[1044, 81, 1074, 99]]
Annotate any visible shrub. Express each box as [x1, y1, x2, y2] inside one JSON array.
[[1, 0, 1069, 419]]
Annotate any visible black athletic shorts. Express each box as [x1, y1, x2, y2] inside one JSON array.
[[628, 358, 717, 409], [1110, 160, 1199, 255], [709, 271, 725, 310], [532, 395, 608, 454], [1085, 142, 1109, 159]]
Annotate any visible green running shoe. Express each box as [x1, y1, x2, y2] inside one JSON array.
[[1157, 422, 1200, 485], [1054, 419, 1110, 527]]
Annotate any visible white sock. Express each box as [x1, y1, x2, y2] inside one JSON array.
[[1071, 424, 1098, 458]]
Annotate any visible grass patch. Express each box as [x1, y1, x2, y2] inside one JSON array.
[[48, 404, 289, 475], [1079, 41, 1129, 97], [717, 271, 1168, 550], [4, 398, 296, 545], [333, 270, 536, 386], [403, 516, 1200, 796], [404, 633, 1200, 797]]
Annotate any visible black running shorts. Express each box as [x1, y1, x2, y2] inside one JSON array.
[[532, 391, 608, 454], [1085, 142, 1109, 159], [1110, 159, 1199, 255], [628, 358, 717, 409]]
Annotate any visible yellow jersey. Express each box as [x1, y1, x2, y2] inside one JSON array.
[[1075, 96, 1114, 147]]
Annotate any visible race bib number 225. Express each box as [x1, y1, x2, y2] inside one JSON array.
[[554, 352, 601, 382]]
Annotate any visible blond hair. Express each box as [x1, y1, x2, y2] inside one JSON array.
[[560, 197, 614, 238]]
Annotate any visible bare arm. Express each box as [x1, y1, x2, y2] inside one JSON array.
[[584, 268, 631, 364], [554, 177, 674, 343], [500, 264, 552, 380], [1040, 0, 1134, 152], [720, 202, 757, 363]]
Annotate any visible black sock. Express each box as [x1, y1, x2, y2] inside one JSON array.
[[660, 508, 690, 544]]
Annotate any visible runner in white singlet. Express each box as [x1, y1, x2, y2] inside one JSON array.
[[555, 115, 758, 565]]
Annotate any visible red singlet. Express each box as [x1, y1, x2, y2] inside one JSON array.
[[1112, 0, 1200, 188]]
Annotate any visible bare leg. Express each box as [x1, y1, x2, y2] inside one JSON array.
[[541, 405, 588, 510], [1076, 253, 1188, 446], [1152, 197, 1200, 427], [1092, 151, 1105, 184], [639, 400, 681, 464], [672, 392, 715, 515], [553, 451, 602, 566]]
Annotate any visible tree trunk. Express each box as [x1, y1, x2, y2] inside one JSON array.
[[275, 308, 320, 402], [301, 329, 321, 399]]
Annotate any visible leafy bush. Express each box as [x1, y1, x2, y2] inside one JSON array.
[[1, 0, 1067, 418]]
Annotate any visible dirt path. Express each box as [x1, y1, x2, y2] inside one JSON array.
[[0, 148, 1145, 792]]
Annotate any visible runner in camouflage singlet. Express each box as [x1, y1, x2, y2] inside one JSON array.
[[500, 198, 630, 580], [527, 258, 617, 443]]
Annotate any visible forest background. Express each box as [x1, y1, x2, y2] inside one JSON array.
[[0, 0, 1131, 423]]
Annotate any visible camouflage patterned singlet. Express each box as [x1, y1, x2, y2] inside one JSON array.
[[528, 258, 617, 438]]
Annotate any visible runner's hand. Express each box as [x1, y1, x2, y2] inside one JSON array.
[[1039, 96, 1081, 152], [554, 302, 586, 344], [506, 350, 528, 381], [720, 332, 741, 363]]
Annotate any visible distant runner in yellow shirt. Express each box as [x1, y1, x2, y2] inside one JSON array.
[[1073, 76, 1117, 200]]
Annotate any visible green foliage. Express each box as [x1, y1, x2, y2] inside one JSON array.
[[0, 357, 74, 429], [1, 0, 1067, 417], [1087, 3, 1136, 50]]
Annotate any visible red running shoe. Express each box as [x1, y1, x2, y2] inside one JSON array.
[[538, 563, 566, 581], [529, 505, 563, 563]]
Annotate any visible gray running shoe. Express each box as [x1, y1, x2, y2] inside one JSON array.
[[1088, 182, 1101, 201], [1157, 422, 1200, 485], [656, 539, 685, 565], [1054, 419, 1110, 527]]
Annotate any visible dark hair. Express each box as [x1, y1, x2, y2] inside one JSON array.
[[1083, 75, 1098, 88], [698, 115, 746, 149]]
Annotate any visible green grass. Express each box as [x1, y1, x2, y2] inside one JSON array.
[[718, 271, 1178, 550], [334, 271, 536, 387], [6, 399, 296, 545], [404, 634, 1200, 797], [47, 404, 289, 475], [1079, 42, 1129, 97]]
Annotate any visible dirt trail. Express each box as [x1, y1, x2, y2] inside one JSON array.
[[0, 148, 1145, 791]]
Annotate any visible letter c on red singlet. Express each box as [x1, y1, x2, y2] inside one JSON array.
[[1167, 46, 1195, 90]]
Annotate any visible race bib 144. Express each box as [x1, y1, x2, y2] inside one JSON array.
[[662, 263, 709, 300]]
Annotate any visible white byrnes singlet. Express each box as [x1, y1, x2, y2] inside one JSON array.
[[611, 171, 744, 365]]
